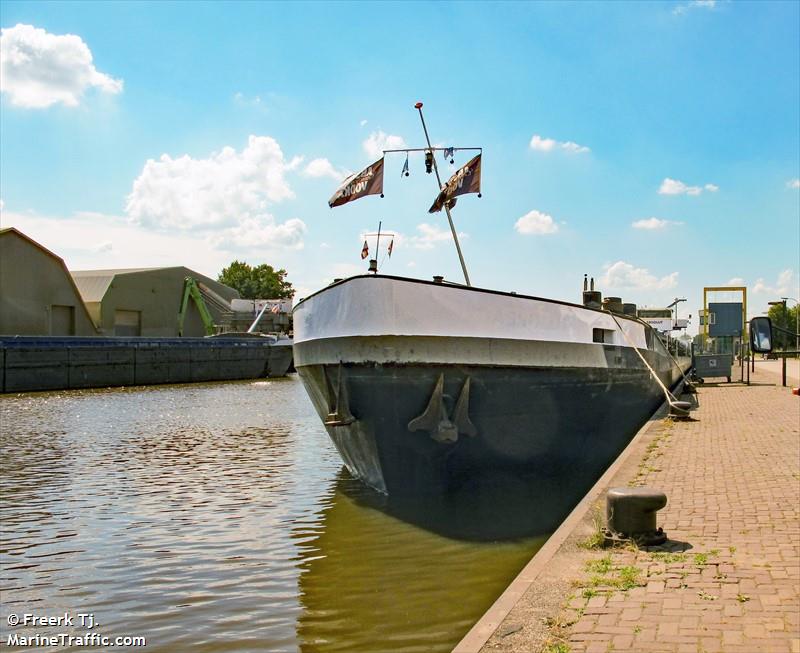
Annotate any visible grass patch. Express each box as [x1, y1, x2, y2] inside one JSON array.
[[617, 566, 642, 590], [694, 553, 708, 565], [650, 552, 687, 563], [632, 427, 674, 485], [544, 643, 571, 653], [544, 611, 581, 629], [578, 530, 605, 550], [576, 563, 645, 595], [589, 575, 609, 587], [737, 593, 750, 603], [585, 555, 613, 574], [578, 508, 606, 550]]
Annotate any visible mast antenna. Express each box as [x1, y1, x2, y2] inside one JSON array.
[[414, 102, 472, 287]]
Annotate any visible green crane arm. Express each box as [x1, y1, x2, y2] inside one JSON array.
[[178, 276, 216, 336]]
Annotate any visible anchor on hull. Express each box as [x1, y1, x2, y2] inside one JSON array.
[[408, 374, 477, 443], [323, 363, 356, 427]]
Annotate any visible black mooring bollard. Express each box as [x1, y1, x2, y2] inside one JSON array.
[[668, 400, 692, 420], [606, 487, 668, 546]]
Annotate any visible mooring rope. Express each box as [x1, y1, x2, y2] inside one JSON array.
[[609, 313, 680, 407], [655, 327, 694, 388]]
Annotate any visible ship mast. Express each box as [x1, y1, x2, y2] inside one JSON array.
[[414, 102, 471, 287], [334, 102, 478, 285]]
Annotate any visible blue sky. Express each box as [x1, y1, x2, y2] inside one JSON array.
[[1, 0, 798, 331]]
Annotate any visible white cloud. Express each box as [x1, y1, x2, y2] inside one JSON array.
[[752, 269, 797, 297], [303, 157, 348, 181], [601, 261, 679, 290], [529, 134, 590, 154], [1, 209, 232, 274], [125, 136, 307, 251], [787, 179, 800, 189], [233, 91, 262, 106], [631, 217, 682, 230], [674, 0, 716, 15], [515, 210, 559, 235], [658, 177, 718, 195], [363, 130, 407, 159], [530, 135, 556, 152], [726, 277, 746, 286], [408, 223, 466, 249], [91, 241, 113, 253], [0, 23, 122, 108], [127, 135, 300, 232], [360, 119, 368, 127], [560, 140, 591, 154], [659, 178, 700, 195], [4, 206, 307, 274], [209, 217, 306, 251]]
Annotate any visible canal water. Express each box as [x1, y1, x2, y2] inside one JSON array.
[[1, 377, 547, 652]]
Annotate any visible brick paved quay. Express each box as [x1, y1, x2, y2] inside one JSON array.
[[460, 363, 800, 653]]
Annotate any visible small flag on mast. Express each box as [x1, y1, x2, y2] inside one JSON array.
[[328, 157, 385, 208], [388, 239, 394, 257], [360, 240, 369, 260], [428, 153, 482, 213]]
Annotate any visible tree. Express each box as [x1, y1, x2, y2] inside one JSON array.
[[766, 302, 799, 350], [218, 260, 295, 299]]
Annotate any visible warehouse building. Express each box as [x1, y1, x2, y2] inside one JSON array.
[[70, 267, 240, 337], [0, 228, 98, 336]]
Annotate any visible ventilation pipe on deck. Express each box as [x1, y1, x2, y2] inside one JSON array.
[[583, 291, 602, 310], [583, 275, 602, 309]]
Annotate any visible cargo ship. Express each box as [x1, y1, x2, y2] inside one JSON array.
[[293, 274, 689, 494], [293, 102, 689, 495]]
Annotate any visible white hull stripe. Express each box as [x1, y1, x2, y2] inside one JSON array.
[[294, 276, 650, 349], [294, 335, 683, 372]]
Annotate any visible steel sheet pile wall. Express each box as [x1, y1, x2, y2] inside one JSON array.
[[0, 337, 293, 393]]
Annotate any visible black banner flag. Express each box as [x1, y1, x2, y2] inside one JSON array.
[[328, 157, 385, 208], [428, 153, 482, 213]]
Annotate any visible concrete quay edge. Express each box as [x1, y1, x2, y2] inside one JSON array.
[[452, 388, 679, 653]]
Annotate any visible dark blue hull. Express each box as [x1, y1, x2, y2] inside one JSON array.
[[298, 358, 680, 496]]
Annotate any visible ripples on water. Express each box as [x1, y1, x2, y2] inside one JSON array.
[[0, 378, 545, 652]]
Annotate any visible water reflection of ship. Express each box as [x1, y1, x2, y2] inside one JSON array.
[[295, 470, 548, 653]]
